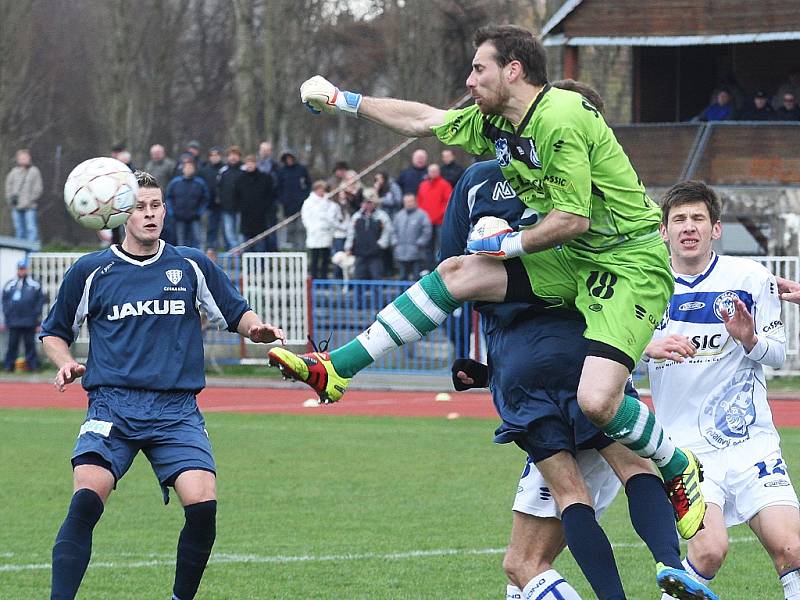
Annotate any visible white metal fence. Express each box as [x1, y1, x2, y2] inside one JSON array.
[[746, 256, 800, 365], [28, 251, 308, 347]]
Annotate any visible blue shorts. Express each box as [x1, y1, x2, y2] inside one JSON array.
[[72, 387, 215, 503], [481, 307, 621, 463]]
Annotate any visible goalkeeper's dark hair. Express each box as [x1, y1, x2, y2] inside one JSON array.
[[134, 170, 160, 190], [660, 180, 722, 226], [473, 25, 547, 86], [552, 79, 605, 115]]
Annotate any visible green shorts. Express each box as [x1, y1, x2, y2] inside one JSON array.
[[513, 234, 673, 366]]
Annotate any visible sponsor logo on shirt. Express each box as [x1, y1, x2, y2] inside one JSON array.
[[492, 180, 516, 200], [763, 319, 783, 333], [678, 301, 705, 311], [765, 479, 791, 488], [107, 299, 186, 321], [543, 174, 570, 190]]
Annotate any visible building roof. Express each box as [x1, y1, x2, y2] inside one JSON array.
[[542, 0, 800, 46]]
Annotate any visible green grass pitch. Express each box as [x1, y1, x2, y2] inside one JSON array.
[[0, 408, 793, 599]]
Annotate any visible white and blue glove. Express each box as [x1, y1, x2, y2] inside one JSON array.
[[465, 216, 525, 259], [300, 75, 362, 117]]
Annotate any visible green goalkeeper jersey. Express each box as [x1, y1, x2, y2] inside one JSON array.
[[431, 85, 662, 251]]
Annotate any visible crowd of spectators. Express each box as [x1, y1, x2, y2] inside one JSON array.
[[695, 71, 800, 122]]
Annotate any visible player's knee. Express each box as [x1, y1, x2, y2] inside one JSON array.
[[437, 256, 468, 288], [502, 550, 550, 589], [769, 536, 800, 573], [184, 500, 217, 546], [576, 385, 613, 425], [689, 542, 727, 576]]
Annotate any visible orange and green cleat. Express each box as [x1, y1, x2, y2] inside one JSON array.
[[665, 448, 707, 540], [267, 348, 351, 404]]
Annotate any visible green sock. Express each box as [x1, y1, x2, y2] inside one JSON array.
[[604, 394, 688, 481], [330, 271, 461, 378]]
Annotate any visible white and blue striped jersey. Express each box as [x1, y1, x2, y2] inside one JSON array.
[[41, 241, 249, 391], [647, 253, 785, 453]]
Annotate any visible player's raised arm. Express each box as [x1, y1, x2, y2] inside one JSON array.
[[299, 75, 446, 137]]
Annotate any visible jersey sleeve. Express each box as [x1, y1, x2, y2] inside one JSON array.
[[439, 175, 473, 261], [186, 254, 250, 332], [746, 269, 786, 368], [39, 261, 93, 345], [430, 105, 494, 156], [539, 125, 592, 218]]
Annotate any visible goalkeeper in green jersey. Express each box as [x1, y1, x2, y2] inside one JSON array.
[[270, 24, 706, 544]]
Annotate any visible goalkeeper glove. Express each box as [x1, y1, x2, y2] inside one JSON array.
[[300, 75, 362, 117], [451, 358, 489, 391], [466, 229, 525, 259]]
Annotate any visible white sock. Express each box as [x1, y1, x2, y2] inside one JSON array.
[[683, 557, 713, 586], [522, 569, 582, 599], [506, 584, 523, 599], [782, 568, 800, 599]]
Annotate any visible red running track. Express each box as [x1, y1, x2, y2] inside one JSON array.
[[1, 381, 800, 427]]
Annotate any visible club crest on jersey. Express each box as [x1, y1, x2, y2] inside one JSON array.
[[700, 370, 756, 449], [166, 269, 183, 285], [713, 291, 739, 321], [494, 138, 511, 167]]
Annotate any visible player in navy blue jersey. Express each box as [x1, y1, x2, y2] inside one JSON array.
[[443, 156, 718, 600], [40, 170, 285, 600]]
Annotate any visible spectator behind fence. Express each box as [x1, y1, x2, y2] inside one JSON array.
[[776, 92, 800, 121], [165, 159, 209, 249], [217, 146, 245, 250], [373, 171, 403, 218], [3, 260, 46, 372], [5, 149, 43, 244], [396, 148, 428, 195], [199, 146, 224, 250], [276, 149, 310, 250], [257, 141, 277, 178], [696, 88, 736, 121], [393, 193, 432, 281], [345, 188, 393, 280], [302, 180, 340, 279], [111, 144, 135, 172], [774, 68, 800, 110], [338, 169, 364, 214], [145, 144, 176, 189], [739, 91, 776, 121], [327, 160, 350, 194], [416, 163, 452, 263], [440, 149, 465, 187], [330, 193, 351, 279], [234, 155, 278, 252]]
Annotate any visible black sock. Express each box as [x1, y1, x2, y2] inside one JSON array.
[[561, 503, 626, 600], [173, 500, 217, 600], [626, 473, 682, 569], [51, 488, 104, 600]]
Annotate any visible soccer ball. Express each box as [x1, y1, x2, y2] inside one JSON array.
[[64, 157, 138, 230], [468, 216, 513, 243]]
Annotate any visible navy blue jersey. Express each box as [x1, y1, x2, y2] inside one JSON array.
[[41, 241, 249, 391]]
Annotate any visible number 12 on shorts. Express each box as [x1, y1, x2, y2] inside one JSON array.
[[755, 458, 786, 478]]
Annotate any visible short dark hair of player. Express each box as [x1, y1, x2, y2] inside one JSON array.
[[473, 24, 547, 86], [552, 79, 605, 116], [660, 180, 722, 226], [134, 170, 161, 190]]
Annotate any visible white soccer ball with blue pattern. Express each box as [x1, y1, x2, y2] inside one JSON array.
[[64, 157, 138, 230], [468, 216, 513, 243]]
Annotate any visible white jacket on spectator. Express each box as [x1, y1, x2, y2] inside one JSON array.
[[301, 191, 340, 249]]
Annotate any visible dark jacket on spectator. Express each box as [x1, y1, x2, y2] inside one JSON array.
[[739, 102, 776, 121], [2, 275, 45, 328], [396, 165, 428, 195], [234, 170, 277, 238], [199, 162, 224, 208], [440, 162, 465, 187], [346, 207, 392, 257], [276, 158, 310, 215], [217, 162, 245, 212], [165, 175, 209, 222], [776, 105, 800, 121]]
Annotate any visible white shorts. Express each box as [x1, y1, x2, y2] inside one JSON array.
[[512, 449, 622, 519], [698, 435, 799, 528]]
